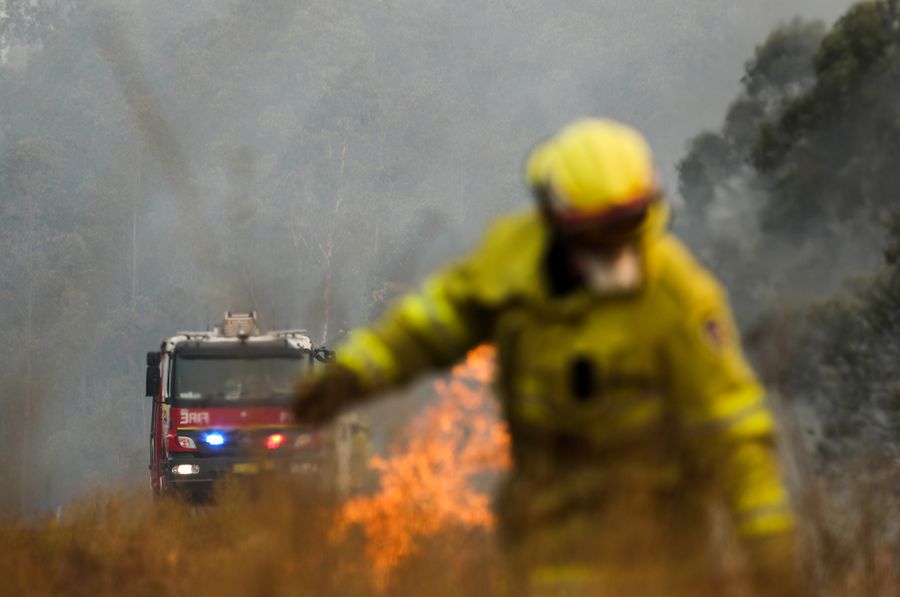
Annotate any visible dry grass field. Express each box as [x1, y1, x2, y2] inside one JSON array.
[[1, 475, 898, 597], [3, 349, 897, 597]]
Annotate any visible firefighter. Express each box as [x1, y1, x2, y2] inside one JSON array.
[[293, 118, 799, 595]]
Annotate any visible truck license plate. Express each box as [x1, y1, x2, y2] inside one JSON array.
[[233, 462, 259, 474]]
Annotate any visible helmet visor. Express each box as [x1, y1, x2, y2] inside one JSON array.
[[550, 194, 655, 251]]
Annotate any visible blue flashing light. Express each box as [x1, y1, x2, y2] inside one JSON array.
[[204, 432, 225, 447]]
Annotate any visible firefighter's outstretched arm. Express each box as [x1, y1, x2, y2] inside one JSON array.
[[664, 278, 799, 595], [293, 258, 492, 424]]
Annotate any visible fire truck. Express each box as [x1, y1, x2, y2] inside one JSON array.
[[145, 312, 333, 499]]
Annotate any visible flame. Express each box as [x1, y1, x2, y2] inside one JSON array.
[[333, 345, 510, 586]]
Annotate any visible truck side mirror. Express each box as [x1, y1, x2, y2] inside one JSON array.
[[145, 352, 161, 397], [313, 347, 335, 363]]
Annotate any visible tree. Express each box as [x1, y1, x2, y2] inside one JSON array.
[[782, 235, 900, 469], [678, 18, 825, 217], [676, 1, 900, 470], [752, 1, 900, 238], [1, 0, 66, 60]]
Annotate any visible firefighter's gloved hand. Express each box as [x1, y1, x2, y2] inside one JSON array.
[[292, 364, 364, 425], [743, 531, 803, 597]]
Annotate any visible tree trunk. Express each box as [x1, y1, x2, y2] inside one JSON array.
[[132, 144, 140, 307], [321, 143, 348, 344], [20, 190, 35, 517]]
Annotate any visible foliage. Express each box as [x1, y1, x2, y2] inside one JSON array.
[[784, 224, 900, 467], [678, 2, 900, 467], [754, 0, 900, 236], [680, 2, 898, 241], [0, 0, 68, 56], [678, 18, 825, 215]]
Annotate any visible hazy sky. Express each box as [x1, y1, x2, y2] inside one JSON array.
[[395, 0, 856, 203]]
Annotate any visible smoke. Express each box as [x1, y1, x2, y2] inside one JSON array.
[[0, 0, 857, 514], [675, 7, 896, 334]]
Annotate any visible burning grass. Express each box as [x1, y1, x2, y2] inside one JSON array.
[[333, 344, 508, 586]]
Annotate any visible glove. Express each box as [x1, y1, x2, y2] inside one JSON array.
[[292, 364, 366, 425], [742, 531, 804, 597]]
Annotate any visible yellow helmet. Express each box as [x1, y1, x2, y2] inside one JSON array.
[[524, 140, 555, 188], [543, 118, 660, 232]]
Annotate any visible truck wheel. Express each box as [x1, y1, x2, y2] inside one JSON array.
[[156, 476, 170, 500]]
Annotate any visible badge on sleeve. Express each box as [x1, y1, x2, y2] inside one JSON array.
[[700, 316, 729, 352]]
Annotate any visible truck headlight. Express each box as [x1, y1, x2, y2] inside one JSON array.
[[172, 464, 200, 475]]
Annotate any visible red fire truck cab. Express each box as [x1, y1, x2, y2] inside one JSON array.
[[145, 312, 332, 499]]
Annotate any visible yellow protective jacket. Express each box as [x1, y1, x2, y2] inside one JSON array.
[[335, 208, 793, 541]]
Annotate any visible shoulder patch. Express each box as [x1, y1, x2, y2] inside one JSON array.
[[700, 315, 729, 352]]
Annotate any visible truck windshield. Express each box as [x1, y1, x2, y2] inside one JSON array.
[[172, 357, 306, 407]]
